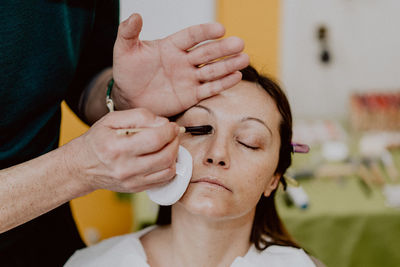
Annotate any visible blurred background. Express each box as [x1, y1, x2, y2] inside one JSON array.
[[60, 1, 400, 266]]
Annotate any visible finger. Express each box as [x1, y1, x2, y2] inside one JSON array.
[[196, 53, 249, 82], [124, 122, 180, 156], [124, 137, 179, 179], [101, 133, 178, 186], [188, 36, 245, 66], [196, 71, 243, 100], [126, 167, 176, 192], [168, 23, 225, 51], [134, 136, 180, 174], [102, 108, 168, 129], [116, 13, 143, 50], [143, 165, 177, 188]]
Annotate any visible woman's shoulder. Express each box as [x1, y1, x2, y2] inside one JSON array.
[[232, 244, 316, 267], [64, 226, 156, 267]]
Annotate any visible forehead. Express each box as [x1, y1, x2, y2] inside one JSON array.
[[194, 81, 281, 127]]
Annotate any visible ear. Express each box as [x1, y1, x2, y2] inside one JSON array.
[[263, 173, 281, 197]]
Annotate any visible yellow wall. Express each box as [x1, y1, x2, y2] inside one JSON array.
[[217, 0, 280, 77], [60, 102, 133, 244]]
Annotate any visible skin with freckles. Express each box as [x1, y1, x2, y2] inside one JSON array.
[[141, 81, 284, 267], [176, 80, 282, 219]]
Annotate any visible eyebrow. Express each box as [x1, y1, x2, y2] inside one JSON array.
[[193, 105, 273, 137], [192, 104, 213, 115], [241, 117, 273, 137]]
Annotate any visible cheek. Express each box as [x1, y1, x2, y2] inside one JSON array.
[[179, 137, 207, 164], [235, 163, 267, 197], [234, 157, 278, 203], [179, 137, 194, 150]]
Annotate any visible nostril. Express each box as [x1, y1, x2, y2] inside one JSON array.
[[219, 161, 225, 166], [207, 158, 213, 163]]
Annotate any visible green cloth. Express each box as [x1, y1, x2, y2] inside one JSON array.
[[0, 0, 118, 169], [0, 1, 118, 265], [277, 159, 400, 267]]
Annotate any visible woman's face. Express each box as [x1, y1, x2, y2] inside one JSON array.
[[176, 80, 282, 220]]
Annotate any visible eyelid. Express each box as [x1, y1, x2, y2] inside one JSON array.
[[190, 132, 211, 136], [237, 140, 259, 150]]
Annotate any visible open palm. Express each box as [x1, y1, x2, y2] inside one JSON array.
[[112, 14, 249, 117]]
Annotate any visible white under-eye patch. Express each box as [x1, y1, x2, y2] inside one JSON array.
[[146, 146, 193, 206]]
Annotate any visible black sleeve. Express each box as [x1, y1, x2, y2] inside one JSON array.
[[65, 0, 119, 124]]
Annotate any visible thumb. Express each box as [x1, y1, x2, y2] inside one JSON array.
[[117, 13, 143, 49]]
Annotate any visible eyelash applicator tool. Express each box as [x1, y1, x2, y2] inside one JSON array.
[[116, 125, 213, 136]]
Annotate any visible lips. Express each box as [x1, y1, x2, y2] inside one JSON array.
[[191, 177, 232, 192]]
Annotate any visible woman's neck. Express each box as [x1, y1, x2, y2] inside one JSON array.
[[142, 204, 255, 267]]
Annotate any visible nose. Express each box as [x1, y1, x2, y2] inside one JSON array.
[[203, 132, 230, 168]]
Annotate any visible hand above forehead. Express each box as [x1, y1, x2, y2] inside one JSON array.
[[112, 13, 249, 117]]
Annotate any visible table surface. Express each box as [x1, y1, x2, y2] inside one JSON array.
[[276, 151, 400, 267]]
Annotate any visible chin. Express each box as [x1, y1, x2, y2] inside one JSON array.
[[179, 189, 233, 219]]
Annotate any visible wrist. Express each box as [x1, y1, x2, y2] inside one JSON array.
[[109, 79, 131, 111], [60, 138, 94, 197]]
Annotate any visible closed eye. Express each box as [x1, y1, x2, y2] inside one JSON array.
[[190, 132, 212, 136], [238, 141, 259, 150]]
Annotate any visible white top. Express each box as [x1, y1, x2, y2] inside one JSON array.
[[65, 226, 315, 267]]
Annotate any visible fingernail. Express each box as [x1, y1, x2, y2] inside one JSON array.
[[174, 124, 180, 135]]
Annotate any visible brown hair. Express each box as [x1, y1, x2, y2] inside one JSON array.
[[157, 65, 299, 250], [241, 65, 299, 250]]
